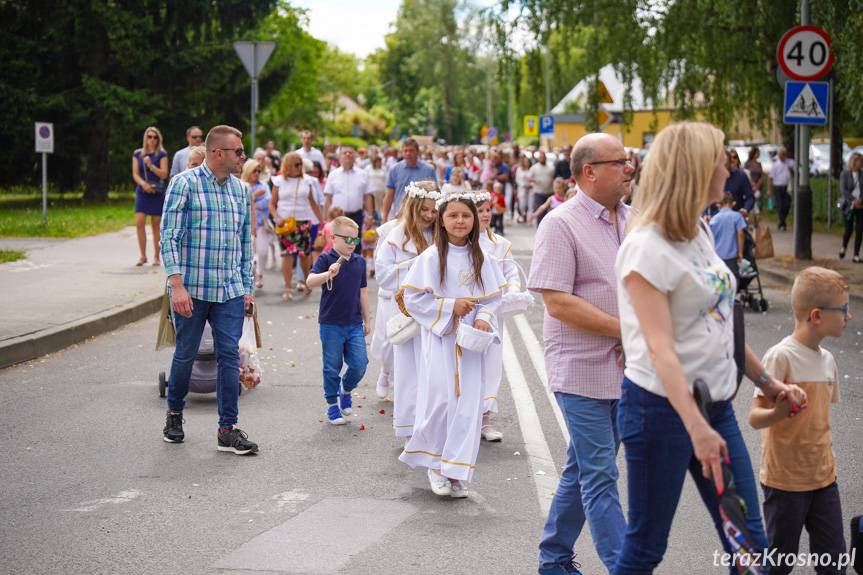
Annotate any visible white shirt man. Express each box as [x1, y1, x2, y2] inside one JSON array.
[[767, 147, 795, 231], [297, 130, 325, 167], [169, 126, 203, 178]]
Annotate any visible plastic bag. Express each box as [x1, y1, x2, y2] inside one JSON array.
[[239, 317, 262, 389]]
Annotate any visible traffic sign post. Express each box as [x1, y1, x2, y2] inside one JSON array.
[[233, 42, 276, 153], [778, 17, 831, 260], [35, 122, 54, 225]]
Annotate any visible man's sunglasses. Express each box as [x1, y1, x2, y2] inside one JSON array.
[[217, 148, 245, 157], [333, 233, 360, 245]]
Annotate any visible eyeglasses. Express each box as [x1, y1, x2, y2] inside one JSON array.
[[293, 163, 302, 167], [147, 135, 159, 140], [588, 158, 631, 167], [217, 148, 245, 157], [252, 169, 261, 174], [809, 305, 850, 321], [730, 155, 739, 160], [190, 135, 203, 140], [333, 234, 360, 245]]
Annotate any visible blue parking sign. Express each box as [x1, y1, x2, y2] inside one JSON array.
[[540, 115, 555, 136]]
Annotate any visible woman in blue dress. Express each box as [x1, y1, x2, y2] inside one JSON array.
[[132, 126, 169, 266]]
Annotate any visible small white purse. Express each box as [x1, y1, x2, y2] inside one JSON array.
[[387, 312, 420, 345]]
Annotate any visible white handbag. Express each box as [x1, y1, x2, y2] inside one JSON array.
[[497, 261, 534, 319], [387, 312, 420, 345]]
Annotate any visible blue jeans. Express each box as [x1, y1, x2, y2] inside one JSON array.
[[320, 323, 368, 405], [612, 378, 770, 575], [539, 393, 626, 573], [167, 296, 244, 429]]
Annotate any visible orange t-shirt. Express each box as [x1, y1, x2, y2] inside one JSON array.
[[756, 336, 840, 491]]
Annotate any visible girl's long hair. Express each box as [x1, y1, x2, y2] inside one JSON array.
[[401, 180, 437, 253], [435, 198, 485, 291], [475, 199, 498, 245]]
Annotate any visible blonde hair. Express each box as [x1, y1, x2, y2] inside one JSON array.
[[327, 205, 344, 220], [282, 151, 304, 176], [791, 267, 848, 321], [631, 122, 725, 242], [241, 159, 261, 183], [331, 215, 358, 235], [187, 146, 205, 169], [401, 180, 438, 254], [141, 126, 165, 155]]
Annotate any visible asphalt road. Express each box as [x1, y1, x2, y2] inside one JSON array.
[[1, 223, 861, 575]]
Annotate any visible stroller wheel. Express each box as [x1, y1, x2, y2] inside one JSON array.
[[159, 372, 167, 398], [238, 381, 243, 396], [760, 299, 769, 312], [750, 297, 759, 311]]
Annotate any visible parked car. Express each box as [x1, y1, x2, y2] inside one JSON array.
[[809, 142, 852, 177]]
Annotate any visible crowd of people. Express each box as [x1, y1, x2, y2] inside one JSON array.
[[149, 122, 854, 575]]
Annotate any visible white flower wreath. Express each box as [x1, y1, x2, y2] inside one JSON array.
[[405, 182, 442, 201], [435, 190, 492, 210]]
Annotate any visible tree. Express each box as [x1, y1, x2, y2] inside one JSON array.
[[1, 0, 278, 199]]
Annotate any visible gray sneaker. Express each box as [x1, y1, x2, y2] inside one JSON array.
[[217, 427, 258, 455]]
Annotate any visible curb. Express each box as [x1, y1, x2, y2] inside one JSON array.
[[756, 264, 863, 309], [0, 293, 163, 369]]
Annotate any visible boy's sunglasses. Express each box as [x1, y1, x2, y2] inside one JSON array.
[[334, 233, 360, 245]]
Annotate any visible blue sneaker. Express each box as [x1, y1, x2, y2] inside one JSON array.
[[538, 559, 583, 574], [327, 404, 345, 425], [339, 390, 353, 415]]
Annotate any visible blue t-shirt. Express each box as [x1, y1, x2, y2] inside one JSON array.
[[311, 250, 367, 325], [709, 208, 747, 260], [385, 160, 437, 212]]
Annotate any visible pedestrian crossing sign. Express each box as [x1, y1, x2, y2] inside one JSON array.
[[784, 81, 828, 125]]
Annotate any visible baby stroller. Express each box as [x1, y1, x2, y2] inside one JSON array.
[[736, 229, 768, 313], [158, 304, 243, 398]]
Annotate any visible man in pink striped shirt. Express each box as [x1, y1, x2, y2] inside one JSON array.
[[528, 133, 634, 575]]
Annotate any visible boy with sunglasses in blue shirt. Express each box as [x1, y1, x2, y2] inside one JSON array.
[[749, 266, 849, 574], [306, 216, 371, 424]]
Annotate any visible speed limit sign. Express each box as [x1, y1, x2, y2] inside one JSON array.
[[777, 26, 833, 81]]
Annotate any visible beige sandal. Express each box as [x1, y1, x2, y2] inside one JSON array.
[[282, 288, 292, 301]]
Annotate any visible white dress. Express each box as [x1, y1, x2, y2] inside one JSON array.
[[478, 231, 521, 413], [374, 223, 433, 437], [369, 220, 399, 377], [398, 243, 507, 482]]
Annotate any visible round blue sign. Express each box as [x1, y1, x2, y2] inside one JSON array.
[[39, 126, 51, 139]]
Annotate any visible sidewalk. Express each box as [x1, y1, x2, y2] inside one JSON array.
[[1, 223, 861, 369], [0, 226, 165, 368]]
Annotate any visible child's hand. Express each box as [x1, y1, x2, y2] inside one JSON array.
[[453, 298, 476, 317], [473, 319, 491, 332], [785, 384, 808, 417], [528, 214, 536, 223], [363, 320, 371, 336], [737, 252, 743, 262], [773, 389, 793, 419], [329, 263, 341, 277]]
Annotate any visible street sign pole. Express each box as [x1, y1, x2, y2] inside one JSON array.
[[233, 42, 276, 155], [42, 153, 47, 225], [795, 0, 813, 260], [828, 78, 834, 228]]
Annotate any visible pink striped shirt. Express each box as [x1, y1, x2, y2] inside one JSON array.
[[527, 190, 629, 399]]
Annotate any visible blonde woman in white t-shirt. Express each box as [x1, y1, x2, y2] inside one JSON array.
[[611, 122, 807, 574]]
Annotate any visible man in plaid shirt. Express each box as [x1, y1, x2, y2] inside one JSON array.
[[529, 133, 634, 574], [160, 125, 258, 455]]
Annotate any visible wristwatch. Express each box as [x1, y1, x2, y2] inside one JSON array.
[[754, 370, 770, 389]]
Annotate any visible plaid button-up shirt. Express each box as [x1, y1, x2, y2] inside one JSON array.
[[160, 160, 253, 302], [527, 189, 629, 399]]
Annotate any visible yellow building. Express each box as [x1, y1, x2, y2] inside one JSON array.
[[546, 64, 778, 148]]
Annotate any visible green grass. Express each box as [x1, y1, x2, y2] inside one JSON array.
[[0, 200, 136, 238], [759, 177, 845, 238], [0, 249, 26, 263]]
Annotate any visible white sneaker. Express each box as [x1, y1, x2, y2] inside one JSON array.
[[449, 481, 469, 498], [428, 468, 452, 496], [482, 425, 503, 442]]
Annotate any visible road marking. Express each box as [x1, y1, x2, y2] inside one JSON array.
[[513, 314, 569, 443], [67, 489, 142, 512], [502, 325, 559, 515]]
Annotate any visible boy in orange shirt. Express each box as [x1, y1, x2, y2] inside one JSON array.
[[749, 266, 849, 574]]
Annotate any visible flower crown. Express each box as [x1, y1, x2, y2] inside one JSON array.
[[405, 182, 442, 201], [435, 190, 492, 211]]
